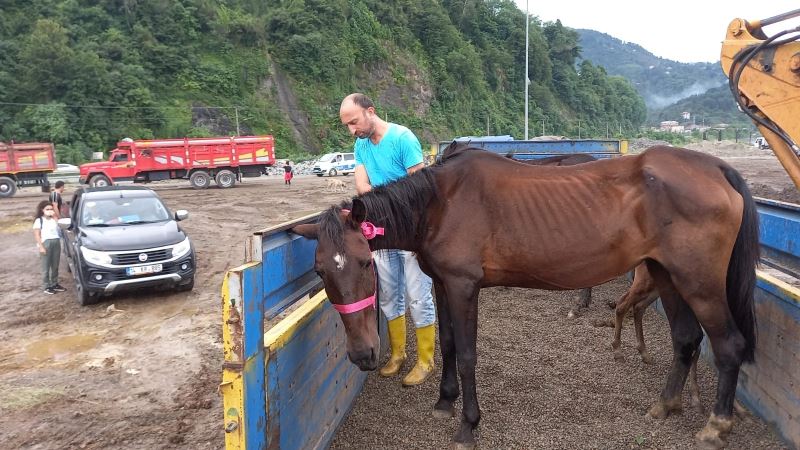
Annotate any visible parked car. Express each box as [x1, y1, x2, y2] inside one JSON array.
[[54, 163, 80, 174], [58, 185, 195, 305], [753, 137, 770, 150], [312, 152, 356, 177]]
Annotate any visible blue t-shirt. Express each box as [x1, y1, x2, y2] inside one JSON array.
[[353, 123, 423, 187]]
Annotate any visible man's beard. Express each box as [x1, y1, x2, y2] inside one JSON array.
[[355, 129, 373, 140]]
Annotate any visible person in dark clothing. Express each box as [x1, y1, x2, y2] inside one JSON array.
[[50, 180, 65, 218], [283, 161, 293, 185]]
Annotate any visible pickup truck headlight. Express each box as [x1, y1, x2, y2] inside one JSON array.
[[172, 237, 192, 258], [80, 246, 112, 265]]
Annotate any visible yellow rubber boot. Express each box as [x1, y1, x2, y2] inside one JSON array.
[[379, 316, 407, 377], [402, 324, 436, 386]]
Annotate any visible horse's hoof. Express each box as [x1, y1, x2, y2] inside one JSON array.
[[695, 430, 725, 450], [640, 352, 654, 365], [612, 348, 625, 362], [590, 319, 613, 327], [646, 401, 680, 420], [451, 442, 476, 450], [692, 403, 706, 415], [695, 413, 733, 449], [433, 407, 456, 419]]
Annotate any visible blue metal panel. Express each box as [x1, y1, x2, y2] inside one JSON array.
[[272, 303, 368, 449], [755, 198, 800, 277], [438, 139, 623, 156], [737, 277, 800, 449], [262, 232, 320, 319], [240, 264, 267, 450]]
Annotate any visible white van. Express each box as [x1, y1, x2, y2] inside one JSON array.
[[312, 152, 356, 177]]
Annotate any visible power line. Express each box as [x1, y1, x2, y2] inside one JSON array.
[[0, 101, 246, 110]]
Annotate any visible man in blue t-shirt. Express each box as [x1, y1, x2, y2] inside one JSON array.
[[339, 93, 436, 386]]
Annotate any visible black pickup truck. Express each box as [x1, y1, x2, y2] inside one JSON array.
[[58, 186, 195, 305]]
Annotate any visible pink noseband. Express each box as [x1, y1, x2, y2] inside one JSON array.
[[330, 209, 381, 314]]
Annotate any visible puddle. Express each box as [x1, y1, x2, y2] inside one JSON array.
[[26, 334, 100, 362]]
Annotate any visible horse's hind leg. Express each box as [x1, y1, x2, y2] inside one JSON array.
[[632, 289, 659, 364], [567, 288, 592, 318], [432, 281, 458, 419], [688, 347, 704, 414], [645, 263, 703, 420], [610, 264, 656, 362]]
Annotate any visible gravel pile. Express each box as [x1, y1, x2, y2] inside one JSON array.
[[629, 138, 672, 152], [331, 279, 787, 449]]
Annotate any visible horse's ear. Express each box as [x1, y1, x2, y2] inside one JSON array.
[[291, 223, 319, 240], [351, 199, 367, 225]]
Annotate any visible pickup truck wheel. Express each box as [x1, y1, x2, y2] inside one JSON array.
[[190, 171, 211, 189], [76, 279, 100, 306], [316, 174, 323, 177], [0, 177, 17, 198], [215, 169, 236, 188], [328, 168, 338, 177], [90, 175, 111, 187]]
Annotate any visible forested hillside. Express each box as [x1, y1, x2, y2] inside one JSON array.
[[0, 0, 646, 163], [577, 29, 726, 109]]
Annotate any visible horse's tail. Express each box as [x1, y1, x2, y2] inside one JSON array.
[[722, 165, 760, 363]]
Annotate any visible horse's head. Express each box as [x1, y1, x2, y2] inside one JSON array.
[[291, 200, 380, 371]]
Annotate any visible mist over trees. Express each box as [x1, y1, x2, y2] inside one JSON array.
[[1, 0, 647, 162]]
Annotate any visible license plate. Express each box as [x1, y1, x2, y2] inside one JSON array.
[[126, 264, 163, 276]]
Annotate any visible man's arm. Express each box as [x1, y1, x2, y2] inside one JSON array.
[[50, 193, 60, 219], [406, 162, 425, 175], [354, 165, 372, 194]]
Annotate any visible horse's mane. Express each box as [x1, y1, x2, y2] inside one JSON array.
[[317, 167, 440, 249], [438, 140, 486, 164]]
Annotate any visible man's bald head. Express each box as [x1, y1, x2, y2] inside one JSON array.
[[341, 93, 375, 111], [340, 93, 378, 139]]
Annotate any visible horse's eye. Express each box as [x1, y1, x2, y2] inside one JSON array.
[[314, 268, 325, 277], [360, 259, 373, 269]]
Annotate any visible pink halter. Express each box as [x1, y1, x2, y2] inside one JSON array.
[[330, 209, 381, 314]]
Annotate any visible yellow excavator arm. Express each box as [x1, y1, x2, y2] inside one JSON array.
[[721, 9, 800, 189]]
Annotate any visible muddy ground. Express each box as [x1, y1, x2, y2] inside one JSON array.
[[0, 141, 795, 449]]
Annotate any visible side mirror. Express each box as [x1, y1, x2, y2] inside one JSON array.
[[57, 218, 72, 229], [175, 210, 189, 221]]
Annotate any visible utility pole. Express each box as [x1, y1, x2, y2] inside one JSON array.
[[541, 119, 545, 136], [577, 120, 581, 139], [524, 0, 529, 140], [235, 106, 241, 136], [486, 115, 490, 136], [606, 122, 609, 138]]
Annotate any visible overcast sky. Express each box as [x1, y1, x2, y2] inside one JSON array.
[[513, 1, 800, 63]]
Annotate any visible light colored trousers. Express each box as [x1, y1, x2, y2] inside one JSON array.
[[373, 249, 436, 328]]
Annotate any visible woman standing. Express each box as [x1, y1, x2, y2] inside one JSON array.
[[283, 160, 293, 185], [32, 200, 65, 295]]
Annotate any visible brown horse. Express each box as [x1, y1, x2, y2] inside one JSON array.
[[514, 152, 598, 312], [291, 145, 758, 449]]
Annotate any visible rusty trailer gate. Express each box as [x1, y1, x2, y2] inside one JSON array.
[[220, 191, 800, 450]]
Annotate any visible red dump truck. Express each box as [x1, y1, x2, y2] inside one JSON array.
[[0, 141, 56, 198], [79, 135, 276, 189]]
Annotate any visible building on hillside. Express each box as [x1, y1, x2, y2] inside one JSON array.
[[681, 111, 691, 120], [659, 120, 684, 133]]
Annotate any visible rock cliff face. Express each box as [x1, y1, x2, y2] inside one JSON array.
[[265, 61, 317, 154]]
